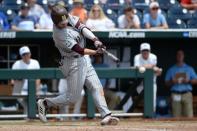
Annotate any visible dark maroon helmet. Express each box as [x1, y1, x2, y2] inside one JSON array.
[[51, 4, 68, 25]]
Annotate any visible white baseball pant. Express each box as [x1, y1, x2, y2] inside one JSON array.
[[45, 56, 111, 117]]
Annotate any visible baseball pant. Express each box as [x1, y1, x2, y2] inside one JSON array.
[[58, 79, 84, 115], [45, 57, 111, 117]]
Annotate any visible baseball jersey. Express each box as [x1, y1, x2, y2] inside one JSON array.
[[12, 59, 40, 94], [53, 25, 85, 57], [134, 53, 157, 67], [68, 14, 86, 32]]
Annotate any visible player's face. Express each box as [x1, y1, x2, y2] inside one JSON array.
[[56, 20, 68, 29], [141, 50, 150, 60], [21, 53, 31, 63]]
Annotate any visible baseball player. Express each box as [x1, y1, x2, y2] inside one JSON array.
[[11, 46, 40, 114], [37, 4, 119, 125], [134, 43, 162, 112]]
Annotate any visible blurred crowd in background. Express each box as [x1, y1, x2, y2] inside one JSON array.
[[0, 0, 197, 31]]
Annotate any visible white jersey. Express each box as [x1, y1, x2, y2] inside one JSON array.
[[12, 59, 40, 94], [68, 14, 79, 27], [53, 25, 85, 57], [134, 53, 157, 67]]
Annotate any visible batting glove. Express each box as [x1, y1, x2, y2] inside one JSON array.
[[93, 38, 106, 49], [96, 47, 104, 55]]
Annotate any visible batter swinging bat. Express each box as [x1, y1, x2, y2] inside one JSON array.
[[102, 48, 120, 63]]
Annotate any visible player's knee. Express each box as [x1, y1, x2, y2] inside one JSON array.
[[69, 94, 81, 104]]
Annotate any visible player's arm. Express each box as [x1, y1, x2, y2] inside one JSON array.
[[11, 25, 22, 31], [68, 14, 104, 48], [71, 44, 103, 55]]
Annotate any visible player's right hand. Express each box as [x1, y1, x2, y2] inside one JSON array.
[[96, 47, 104, 55]]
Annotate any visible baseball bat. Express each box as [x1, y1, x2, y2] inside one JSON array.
[[102, 48, 120, 63]]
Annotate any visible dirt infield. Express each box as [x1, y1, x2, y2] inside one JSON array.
[[0, 118, 197, 131]]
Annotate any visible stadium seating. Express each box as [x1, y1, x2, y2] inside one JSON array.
[[104, 8, 118, 26], [105, 0, 122, 13], [158, 0, 179, 11], [84, 0, 95, 5], [0, 0, 196, 29], [187, 18, 197, 28], [3, 0, 21, 11], [167, 5, 193, 22], [83, 0, 94, 10], [4, 0, 18, 5], [192, 11, 197, 19], [134, 9, 143, 19], [167, 18, 187, 28], [132, 0, 149, 12], [0, 7, 16, 22]]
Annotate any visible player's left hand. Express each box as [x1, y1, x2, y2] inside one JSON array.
[[93, 38, 106, 49]]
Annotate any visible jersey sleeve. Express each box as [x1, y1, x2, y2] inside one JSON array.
[[152, 55, 157, 65], [34, 60, 40, 69], [68, 14, 88, 32], [12, 62, 18, 69], [134, 55, 140, 67], [68, 14, 79, 27]]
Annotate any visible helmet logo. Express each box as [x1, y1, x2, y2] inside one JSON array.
[[62, 15, 67, 21]]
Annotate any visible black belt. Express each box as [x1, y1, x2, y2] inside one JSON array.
[[62, 55, 82, 59], [171, 91, 191, 94]]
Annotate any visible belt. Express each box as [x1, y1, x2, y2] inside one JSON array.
[[62, 55, 82, 59], [171, 91, 191, 94]]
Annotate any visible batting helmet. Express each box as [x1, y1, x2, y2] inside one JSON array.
[[51, 4, 68, 25]]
